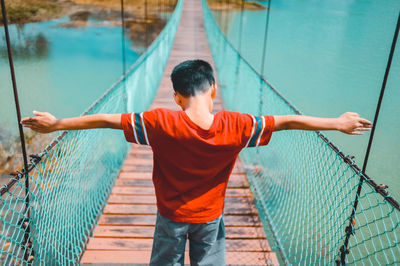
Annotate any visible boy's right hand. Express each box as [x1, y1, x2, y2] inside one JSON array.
[[337, 112, 372, 135], [21, 111, 58, 133]]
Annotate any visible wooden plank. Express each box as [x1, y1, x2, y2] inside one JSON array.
[[114, 179, 153, 187], [103, 204, 156, 215], [103, 203, 256, 215], [107, 196, 255, 206], [123, 158, 153, 165], [226, 188, 252, 197], [227, 239, 270, 252], [98, 215, 156, 226], [98, 215, 261, 227], [120, 165, 153, 172], [225, 251, 279, 265], [229, 173, 248, 183], [93, 226, 155, 238], [118, 172, 152, 180], [128, 149, 153, 156], [129, 145, 152, 152], [108, 195, 156, 204], [227, 178, 249, 188], [81, 250, 278, 265], [115, 175, 248, 188], [111, 187, 154, 195], [111, 186, 251, 197], [225, 226, 266, 239], [86, 238, 153, 250], [81, 250, 155, 264], [86, 238, 269, 252], [127, 152, 153, 159], [92, 226, 265, 239], [226, 215, 262, 227]]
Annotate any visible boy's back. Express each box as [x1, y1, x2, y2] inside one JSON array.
[[121, 108, 274, 223]]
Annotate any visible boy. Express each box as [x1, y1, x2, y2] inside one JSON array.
[[21, 59, 372, 266]]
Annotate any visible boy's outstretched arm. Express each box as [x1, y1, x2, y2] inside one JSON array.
[[274, 112, 372, 135], [21, 111, 122, 133]]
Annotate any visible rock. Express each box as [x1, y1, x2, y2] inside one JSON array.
[[70, 10, 91, 21]]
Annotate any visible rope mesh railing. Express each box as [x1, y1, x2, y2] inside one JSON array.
[[0, 0, 183, 264], [202, 0, 400, 264]]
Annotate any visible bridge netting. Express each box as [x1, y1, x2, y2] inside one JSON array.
[[202, 0, 399, 265], [0, 0, 183, 264]]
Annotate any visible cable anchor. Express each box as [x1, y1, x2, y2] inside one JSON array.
[[344, 155, 355, 165], [375, 184, 389, 196]]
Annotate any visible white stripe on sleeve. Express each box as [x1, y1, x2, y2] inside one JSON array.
[[131, 113, 140, 144], [140, 112, 150, 145], [245, 115, 257, 148], [255, 116, 266, 147]]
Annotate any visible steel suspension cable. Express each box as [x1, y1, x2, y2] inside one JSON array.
[[362, 11, 400, 174], [1, 0, 32, 259], [260, 0, 271, 78], [338, 10, 400, 265], [1, 0, 30, 212], [145, 0, 148, 47], [224, 0, 230, 34], [233, 1, 245, 95], [259, 0, 271, 115], [120, 0, 126, 76], [237, 0, 245, 52]]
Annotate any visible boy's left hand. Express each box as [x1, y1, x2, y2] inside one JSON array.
[[337, 112, 372, 135], [21, 111, 58, 133]]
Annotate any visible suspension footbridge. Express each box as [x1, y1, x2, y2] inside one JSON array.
[[1, 0, 399, 265]]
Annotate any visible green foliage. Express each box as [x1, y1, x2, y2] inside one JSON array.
[[0, 1, 60, 24]]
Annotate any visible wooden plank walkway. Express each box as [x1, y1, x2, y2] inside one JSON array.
[[81, 0, 278, 265]]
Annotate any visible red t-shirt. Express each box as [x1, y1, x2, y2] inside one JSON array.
[[121, 108, 274, 223]]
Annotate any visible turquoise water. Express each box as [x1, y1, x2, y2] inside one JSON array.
[[0, 16, 140, 183], [1, 17, 138, 133], [213, 0, 400, 200]]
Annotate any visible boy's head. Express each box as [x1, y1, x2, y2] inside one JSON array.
[[171, 59, 215, 97]]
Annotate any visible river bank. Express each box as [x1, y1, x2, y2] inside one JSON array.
[[0, 127, 54, 184], [0, 0, 178, 25], [207, 0, 266, 10], [0, 0, 265, 26]]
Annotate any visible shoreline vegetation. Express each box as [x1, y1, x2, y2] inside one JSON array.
[[0, 128, 54, 185], [0, 0, 178, 25], [0, 0, 266, 25], [207, 0, 266, 10]]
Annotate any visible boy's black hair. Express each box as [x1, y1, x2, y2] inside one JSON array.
[[171, 59, 215, 97]]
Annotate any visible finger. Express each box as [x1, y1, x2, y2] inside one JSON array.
[[21, 117, 33, 123], [354, 127, 371, 131], [21, 118, 38, 124], [347, 112, 359, 116], [23, 122, 41, 128], [20, 117, 30, 123], [356, 121, 372, 128], [361, 123, 373, 128], [351, 132, 363, 135], [359, 118, 372, 126], [33, 110, 44, 116]]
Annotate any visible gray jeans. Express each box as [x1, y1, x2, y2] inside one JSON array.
[[150, 212, 226, 266]]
